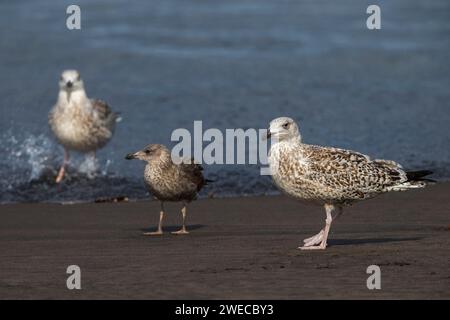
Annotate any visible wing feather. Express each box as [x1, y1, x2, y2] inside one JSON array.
[[91, 99, 119, 128], [179, 158, 207, 192], [302, 145, 407, 200]]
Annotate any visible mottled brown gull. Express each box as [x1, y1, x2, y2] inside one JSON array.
[[49, 70, 120, 183], [267, 117, 434, 250], [125, 144, 210, 235]]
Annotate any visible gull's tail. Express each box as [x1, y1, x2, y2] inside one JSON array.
[[388, 170, 435, 191], [406, 170, 435, 184]]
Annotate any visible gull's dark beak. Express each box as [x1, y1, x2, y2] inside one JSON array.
[[125, 153, 135, 160], [262, 129, 271, 141], [66, 81, 73, 88]]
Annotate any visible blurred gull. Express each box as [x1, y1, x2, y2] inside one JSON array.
[[49, 70, 120, 183]]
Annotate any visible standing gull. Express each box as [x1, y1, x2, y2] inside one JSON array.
[[125, 144, 210, 235], [267, 117, 434, 250], [49, 70, 120, 183]]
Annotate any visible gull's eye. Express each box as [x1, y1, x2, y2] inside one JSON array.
[[145, 149, 151, 154], [282, 122, 290, 129]]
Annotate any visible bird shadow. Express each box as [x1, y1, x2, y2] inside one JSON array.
[[328, 237, 422, 247], [140, 224, 206, 233]]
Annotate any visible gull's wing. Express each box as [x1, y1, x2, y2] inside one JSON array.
[[179, 158, 208, 192], [91, 99, 120, 127], [301, 145, 408, 200]]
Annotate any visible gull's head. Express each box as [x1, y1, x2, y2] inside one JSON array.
[[125, 144, 169, 163], [267, 117, 301, 143], [59, 70, 84, 91]]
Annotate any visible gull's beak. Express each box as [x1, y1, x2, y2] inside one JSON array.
[[262, 129, 271, 141], [125, 153, 136, 160], [265, 129, 271, 140]]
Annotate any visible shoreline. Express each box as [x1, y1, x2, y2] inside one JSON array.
[[0, 183, 449, 299], [2, 171, 448, 205]]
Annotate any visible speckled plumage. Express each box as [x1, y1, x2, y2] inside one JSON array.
[[142, 145, 207, 202], [269, 142, 421, 205], [126, 144, 209, 235], [267, 117, 433, 249]]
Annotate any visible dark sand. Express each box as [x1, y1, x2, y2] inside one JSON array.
[[0, 183, 449, 299]]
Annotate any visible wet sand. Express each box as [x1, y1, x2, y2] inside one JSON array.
[[0, 183, 449, 299]]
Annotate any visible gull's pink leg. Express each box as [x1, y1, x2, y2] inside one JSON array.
[[302, 206, 343, 247], [143, 201, 165, 236], [300, 204, 342, 250], [303, 229, 324, 244], [56, 148, 69, 183], [172, 202, 189, 235]]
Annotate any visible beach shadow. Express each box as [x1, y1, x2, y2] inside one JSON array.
[[140, 224, 205, 233], [329, 237, 422, 246]]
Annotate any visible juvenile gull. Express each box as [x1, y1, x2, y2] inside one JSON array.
[[49, 70, 120, 183], [267, 117, 434, 250], [126, 144, 210, 235]]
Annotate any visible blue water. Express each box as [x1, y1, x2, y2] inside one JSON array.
[[1, 0, 449, 203]]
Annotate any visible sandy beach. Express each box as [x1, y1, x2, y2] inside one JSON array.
[[0, 183, 449, 299]]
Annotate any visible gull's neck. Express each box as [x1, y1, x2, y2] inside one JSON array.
[[273, 134, 302, 148], [57, 88, 89, 106], [145, 156, 172, 178], [268, 134, 304, 173], [153, 151, 172, 167]]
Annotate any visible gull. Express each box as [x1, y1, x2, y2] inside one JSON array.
[[267, 117, 434, 250], [48, 70, 120, 183], [125, 144, 211, 235]]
